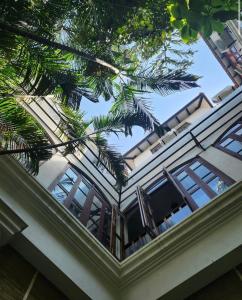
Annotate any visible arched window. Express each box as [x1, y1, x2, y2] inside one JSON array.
[[49, 166, 112, 248], [215, 118, 242, 159]]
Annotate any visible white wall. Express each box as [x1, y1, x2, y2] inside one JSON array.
[[0, 157, 118, 300], [121, 87, 242, 210], [122, 212, 242, 300]]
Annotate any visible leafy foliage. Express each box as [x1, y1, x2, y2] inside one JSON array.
[[59, 105, 166, 185], [0, 97, 52, 174], [88, 134, 127, 188], [0, 0, 238, 186], [0, 0, 202, 106], [130, 70, 200, 96], [167, 0, 238, 42]]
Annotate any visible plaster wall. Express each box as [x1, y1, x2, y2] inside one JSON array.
[[0, 158, 117, 300], [131, 104, 212, 169], [200, 147, 242, 182], [36, 153, 68, 189], [121, 211, 242, 300]]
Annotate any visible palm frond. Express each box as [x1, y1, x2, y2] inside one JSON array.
[[130, 69, 200, 96], [59, 104, 90, 139], [88, 134, 127, 187], [131, 97, 162, 134], [91, 109, 158, 136], [0, 97, 52, 174], [109, 84, 162, 135]]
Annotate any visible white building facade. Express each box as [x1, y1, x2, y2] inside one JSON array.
[[0, 87, 242, 298]]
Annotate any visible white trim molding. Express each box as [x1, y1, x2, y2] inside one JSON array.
[[0, 156, 242, 300], [0, 198, 27, 247]]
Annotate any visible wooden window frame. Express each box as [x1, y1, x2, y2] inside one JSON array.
[[215, 118, 242, 160], [171, 156, 235, 209], [49, 165, 112, 246]]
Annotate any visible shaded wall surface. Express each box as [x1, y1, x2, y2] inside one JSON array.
[[187, 265, 242, 300], [0, 246, 68, 300]]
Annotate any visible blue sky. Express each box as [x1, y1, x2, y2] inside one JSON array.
[[81, 38, 233, 153]]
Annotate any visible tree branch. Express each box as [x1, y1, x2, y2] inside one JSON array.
[[0, 127, 122, 156], [0, 21, 120, 75]]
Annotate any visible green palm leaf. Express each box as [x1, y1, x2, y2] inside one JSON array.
[[0, 97, 52, 174], [130, 69, 200, 95], [88, 134, 127, 188]]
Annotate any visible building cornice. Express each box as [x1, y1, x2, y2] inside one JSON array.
[[0, 198, 27, 247], [119, 182, 242, 288], [0, 157, 121, 286], [0, 156, 242, 296]]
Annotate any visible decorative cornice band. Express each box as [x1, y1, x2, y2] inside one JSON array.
[[0, 156, 241, 291]]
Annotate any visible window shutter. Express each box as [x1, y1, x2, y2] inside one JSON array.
[[163, 167, 196, 211], [136, 186, 158, 238], [110, 205, 117, 255]]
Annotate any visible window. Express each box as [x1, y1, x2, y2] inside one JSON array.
[[157, 204, 192, 234], [171, 158, 234, 209], [124, 179, 192, 257], [49, 166, 112, 248], [175, 122, 190, 134], [150, 143, 162, 154], [215, 119, 242, 159]]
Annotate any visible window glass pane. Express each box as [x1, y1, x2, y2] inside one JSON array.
[[59, 174, 75, 192], [52, 185, 67, 204], [170, 205, 192, 224], [223, 124, 241, 137], [65, 168, 77, 182], [202, 172, 215, 183], [193, 165, 211, 179], [74, 188, 87, 207], [220, 138, 233, 147], [190, 161, 201, 170], [89, 197, 102, 223], [158, 219, 174, 233], [87, 220, 99, 237], [103, 207, 111, 233], [78, 181, 90, 195], [177, 171, 187, 181], [173, 165, 186, 175], [235, 128, 242, 136], [226, 140, 242, 154], [92, 196, 102, 209], [180, 175, 196, 190], [191, 189, 210, 208], [208, 177, 228, 194]]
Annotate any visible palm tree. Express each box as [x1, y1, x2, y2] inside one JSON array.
[[0, 21, 120, 75], [0, 98, 157, 186], [0, 0, 200, 115], [0, 0, 202, 188], [0, 25, 200, 134]]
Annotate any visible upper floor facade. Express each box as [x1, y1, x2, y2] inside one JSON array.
[[205, 20, 242, 87], [0, 85, 242, 300]]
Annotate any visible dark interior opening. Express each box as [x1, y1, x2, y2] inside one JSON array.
[[126, 206, 145, 243], [148, 179, 184, 225], [125, 179, 186, 244]]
